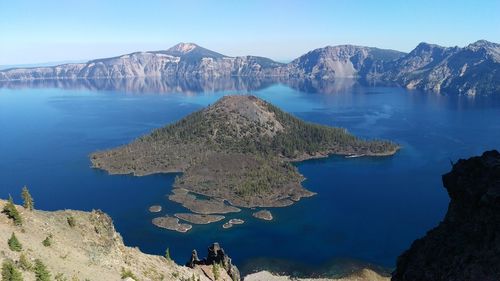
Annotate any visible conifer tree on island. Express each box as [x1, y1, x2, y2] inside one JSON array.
[[21, 186, 34, 211]]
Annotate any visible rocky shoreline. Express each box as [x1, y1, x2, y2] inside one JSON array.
[[148, 205, 162, 213], [169, 188, 241, 214], [175, 213, 226, 224], [244, 269, 389, 281], [152, 216, 193, 233], [222, 219, 245, 229], [252, 210, 273, 221]]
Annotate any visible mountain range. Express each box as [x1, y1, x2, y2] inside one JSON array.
[[1, 40, 498, 96]]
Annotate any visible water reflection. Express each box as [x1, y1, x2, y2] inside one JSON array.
[[0, 76, 276, 95], [1, 77, 498, 110], [0, 76, 369, 95]]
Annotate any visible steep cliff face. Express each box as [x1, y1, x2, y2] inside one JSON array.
[[384, 40, 500, 95], [285, 45, 404, 79], [0, 43, 285, 80], [0, 43, 404, 81], [392, 150, 500, 281], [1, 41, 499, 95]]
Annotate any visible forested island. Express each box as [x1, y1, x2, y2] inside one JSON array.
[[91, 95, 398, 218]]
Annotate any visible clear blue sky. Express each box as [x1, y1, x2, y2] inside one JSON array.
[[1, 0, 499, 65]]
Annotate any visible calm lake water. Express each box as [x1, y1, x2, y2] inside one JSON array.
[[0, 79, 499, 276]]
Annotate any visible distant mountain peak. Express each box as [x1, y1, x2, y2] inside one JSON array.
[[163, 42, 225, 59], [467, 39, 499, 52], [466, 39, 500, 62], [168, 42, 199, 54], [469, 39, 494, 47], [413, 42, 445, 51]]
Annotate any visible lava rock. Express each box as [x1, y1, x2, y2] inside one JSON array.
[[393, 150, 500, 281], [187, 242, 241, 281]]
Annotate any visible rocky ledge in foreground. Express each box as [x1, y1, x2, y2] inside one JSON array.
[[393, 150, 500, 281], [91, 95, 398, 222], [0, 199, 211, 280]]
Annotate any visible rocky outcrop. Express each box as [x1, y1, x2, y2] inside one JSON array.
[[393, 150, 500, 281], [187, 242, 241, 281]]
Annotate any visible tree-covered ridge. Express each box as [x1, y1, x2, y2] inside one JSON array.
[[266, 102, 399, 157], [141, 95, 398, 159], [91, 95, 398, 208]]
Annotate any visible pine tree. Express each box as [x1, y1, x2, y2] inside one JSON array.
[[7, 233, 22, 252], [120, 268, 137, 280], [21, 186, 34, 211], [212, 263, 220, 281], [18, 253, 31, 271], [66, 216, 75, 228], [33, 260, 51, 281], [1, 259, 23, 281], [2, 195, 22, 226], [165, 247, 171, 261]]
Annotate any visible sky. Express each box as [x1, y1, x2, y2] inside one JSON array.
[[1, 0, 499, 65]]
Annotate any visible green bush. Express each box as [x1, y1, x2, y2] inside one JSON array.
[[18, 253, 31, 271], [2, 196, 22, 226], [33, 259, 51, 281], [7, 233, 22, 252], [55, 273, 68, 281], [212, 263, 220, 281], [66, 216, 76, 228], [42, 235, 52, 247], [120, 268, 137, 280], [165, 247, 171, 261], [1, 259, 23, 281]]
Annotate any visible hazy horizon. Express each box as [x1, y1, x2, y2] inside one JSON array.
[[1, 0, 499, 65]]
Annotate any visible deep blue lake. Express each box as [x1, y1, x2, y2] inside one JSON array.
[[0, 79, 499, 276]]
